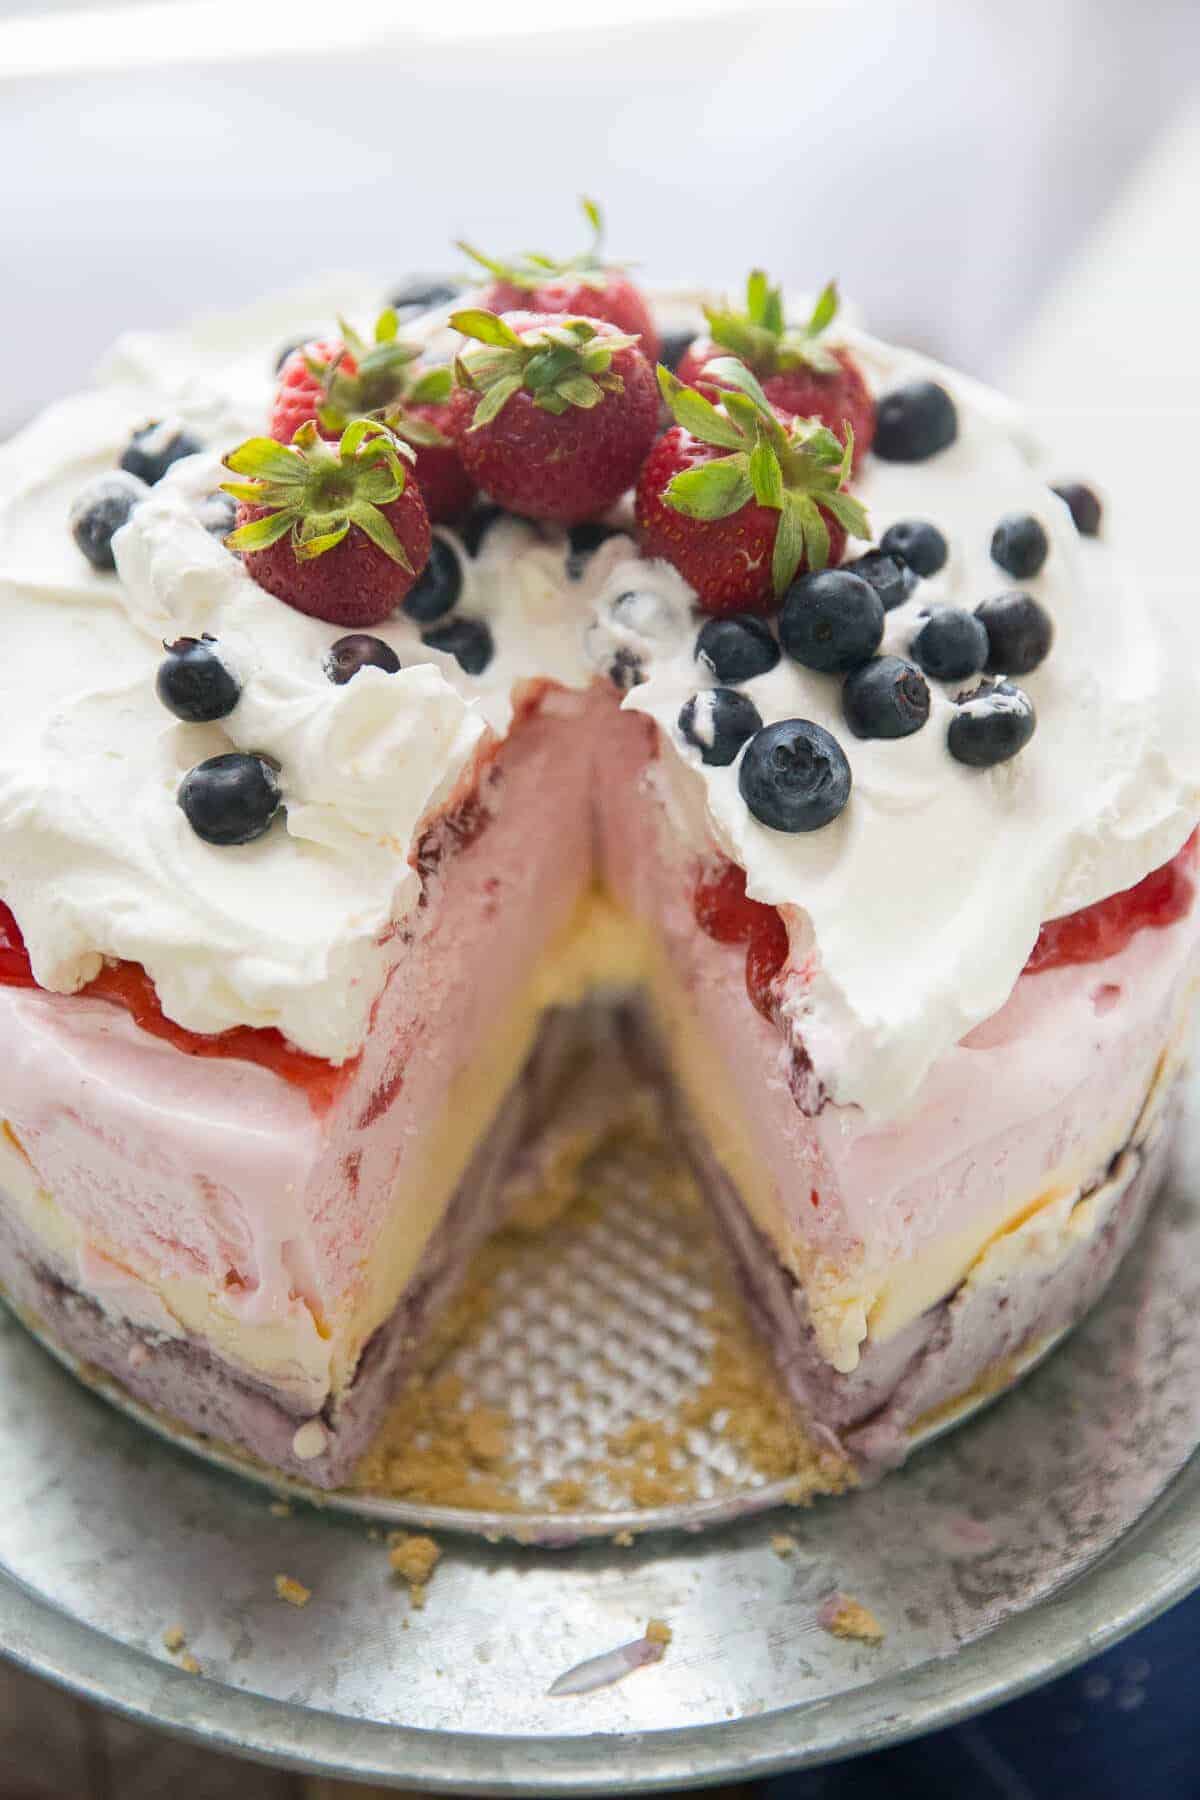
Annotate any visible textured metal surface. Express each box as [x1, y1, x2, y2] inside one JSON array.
[[1, 1086, 1199, 1791]]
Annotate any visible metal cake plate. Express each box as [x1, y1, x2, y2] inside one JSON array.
[[2, 1078, 1200, 1791]]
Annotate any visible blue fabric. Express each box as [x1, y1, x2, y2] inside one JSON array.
[[766, 1594, 1200, 1798]]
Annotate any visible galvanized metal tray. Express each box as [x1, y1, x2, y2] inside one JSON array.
[[1, 1082, 1199, 1792]]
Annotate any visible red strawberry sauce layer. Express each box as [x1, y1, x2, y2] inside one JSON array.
[[696, 833, 1198, 1020], [0, 903, 351, 1115]]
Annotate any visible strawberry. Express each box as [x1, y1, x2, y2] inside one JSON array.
[[222, 419, 431, 627], [447, 309, 658, 524], [458, 197, 661, 364], [635, 360, 869, 615], [270, 311, 477, 525], [676, 276, 874, 469]]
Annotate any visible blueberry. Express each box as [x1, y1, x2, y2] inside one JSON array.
[[873, 380, 958, 462], [402, 536, 463, 622], [178, 753, 281, 845], [386, 277, 462, 317], [879, 518, 948, 577], [975, 591, 1054, 676], [738, 719, 852, 832], [947, 679, 1036, 767], [195, 491, 237, 538], [695, 614, 780, 684], [156, 636, 241, 722], [457, 503, 505, 557], [908, 607, 988, 682], [659, 328, 696, 373], [609, 648, 645, 692], [68, 471, 148, 571], [842, 656, 930, 740], [1052, 482, 1102, 538], [780, 570, 884, 673], [678, 688, 763, 766], [841, 549, 917, 612], [120, 420, 203, 486], [421, 617, 494, 676], [991, 512, 1049, 579], [566, 519, 622, 579], [324, 634, 401, 685]]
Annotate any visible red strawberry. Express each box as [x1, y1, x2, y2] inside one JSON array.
[[269, 311, 420, 444], [222, 419, 431, 627], [388, 392, 478, 525], [458, 197, 661, 364], [447, 309, 658, 524], [635, 362, 869, 615], [269, 311, 477, 525], [675, 275, 874, 470]]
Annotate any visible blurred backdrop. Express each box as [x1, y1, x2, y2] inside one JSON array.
[[3, 0, 1199, 435]]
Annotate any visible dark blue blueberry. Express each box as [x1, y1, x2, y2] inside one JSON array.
[[695, 614, 780, 684], [873, 380, 958, 462], [422, 617, 494, 676], [841, 549, 917, 612], [566, 519, 623, 578], [842, 656, 930, 740], [991, 511, 1049, 579], [120, 420, 204, 486], [678, 688, 762, 766], [780, 569, 884, 673], [156, 636, 241, 722], [608, 648, 645, 692], [1052, 481, 1102, 537], [386, 277, 463, 317], [738, 719, 852, 832], [456, 503, 506, 557], [195, 491, 237, 538], [908, 607, 989, 682], [659, 328, 696, 373], [273, 335, 310, 373], [324, 634, 402, 685], [975, 590, 1054, 676], [402, 536, 463, 623], [178, 753, 281, 845], [947, 679, 1036, 767], [68, 471, 148, 571], [879, 517, 948, 577]]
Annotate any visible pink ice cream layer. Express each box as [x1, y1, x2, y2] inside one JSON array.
[[599, 709, 1199, 1290], [0, 687, 1194, 1455]]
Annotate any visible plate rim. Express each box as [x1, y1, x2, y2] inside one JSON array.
[[1, 1450, 1197, 1794]]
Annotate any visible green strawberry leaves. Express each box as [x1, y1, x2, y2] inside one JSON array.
[[702, 272, 843, 378], [301, 309, 429, 436], [657, 357, 871, 595], [456, 195, 614, 294], [452, 311, 639, 426], [222, 418, 416, 570]]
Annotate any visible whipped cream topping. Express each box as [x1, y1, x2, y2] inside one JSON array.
[[619, 326, 1200, 1116], [0, 283, 1196, 1108], [0, 285, 602, 1061]]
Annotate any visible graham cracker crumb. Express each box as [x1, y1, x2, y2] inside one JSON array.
[[388, 1533, 442, 1593], [645, 1618, 672, 1646], [463, 1408, 508, 1463], [273, 1574, 311, 1609], [162, 1625, 186, 1653], [268, 1500, 291, 1518], [820, 1594, 885, 1644], [771, 1533, 797, 1558], [178, 1652, 201, 1676], [547, 1477, 587, 1509], [612, 1529, 636, 1548]]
